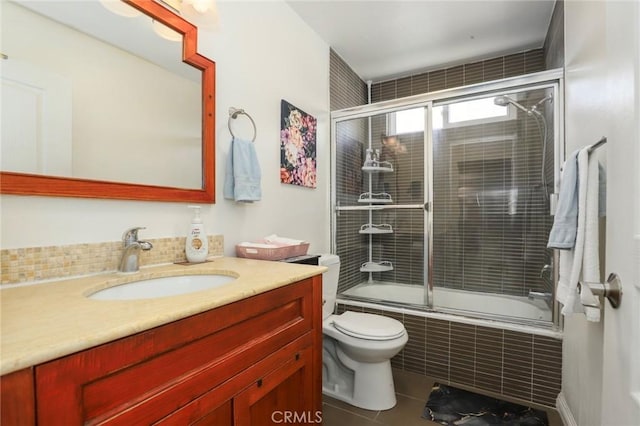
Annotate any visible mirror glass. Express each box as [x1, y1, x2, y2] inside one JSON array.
[[1, 0, 215, 201]]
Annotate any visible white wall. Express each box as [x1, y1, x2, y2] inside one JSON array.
[[0, 1, 331, 257], [561, 1, 607, 424], [562, 1, 640, 425], [600, 1, 640, 424]]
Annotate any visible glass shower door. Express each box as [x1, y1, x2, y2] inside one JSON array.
[[429, 86, 556, 323], [333, 106, 428, 308]]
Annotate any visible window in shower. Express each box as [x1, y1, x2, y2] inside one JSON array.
[[446, 97, 511, 124], [393, 108, 424, 134]]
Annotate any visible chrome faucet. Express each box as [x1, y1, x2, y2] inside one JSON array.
[[118, 227, 153, 273], [540, 264, 553, 278], [528, 291, 553, 303]]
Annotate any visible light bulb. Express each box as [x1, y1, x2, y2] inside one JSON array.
[[152, 20, 182, 42], [179, 0, 218, 30], [185, 0, 213, 13], [100, 0, 142, 17]]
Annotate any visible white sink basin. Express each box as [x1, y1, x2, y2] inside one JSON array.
[[88, 274, 237, 300]]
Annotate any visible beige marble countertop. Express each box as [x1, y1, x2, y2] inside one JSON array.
[[0, 257, 326, 376]]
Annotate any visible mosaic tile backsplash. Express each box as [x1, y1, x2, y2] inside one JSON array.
[[1, 235, 224, 285]]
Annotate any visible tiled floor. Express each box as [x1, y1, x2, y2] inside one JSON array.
[[321, 369, 563, 426]]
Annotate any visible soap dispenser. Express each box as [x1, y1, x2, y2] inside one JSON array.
[[186, 205, 208, 263]]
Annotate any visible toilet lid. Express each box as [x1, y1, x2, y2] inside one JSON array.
[[332, 311, 405, 341]]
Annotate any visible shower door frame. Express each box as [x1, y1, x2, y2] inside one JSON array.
[[331, 69, 565, 329]]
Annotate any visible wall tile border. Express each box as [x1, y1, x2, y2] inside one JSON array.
[[1, 235, 224, 285]]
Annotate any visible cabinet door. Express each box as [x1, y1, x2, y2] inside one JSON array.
[[0, 368, 36, 426], [154, 334, 312, 426], [234, 346, 316, 426]]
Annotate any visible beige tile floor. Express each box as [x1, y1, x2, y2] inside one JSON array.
[[322, 369, 563, 426]]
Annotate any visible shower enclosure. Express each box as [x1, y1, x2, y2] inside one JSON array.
[[331, 71, 562, 327]]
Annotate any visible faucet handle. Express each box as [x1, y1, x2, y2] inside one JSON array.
[[122, 227, 146, 245], [540, 264, 552, 278]]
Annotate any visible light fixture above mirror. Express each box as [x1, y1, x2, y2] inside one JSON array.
[[100, 0, 142, 17], [158, 0, 218, 30], [152, 19, 183, 41]]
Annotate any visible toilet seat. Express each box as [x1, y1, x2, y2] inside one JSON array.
[[332, 312, 405, 341]]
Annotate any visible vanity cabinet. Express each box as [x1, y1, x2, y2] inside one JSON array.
[[0, 368, 36, 425], [1, 276, 322, 425]]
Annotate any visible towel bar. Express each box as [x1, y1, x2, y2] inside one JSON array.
[[578, 272, 622, 308], [587, 136, 607, 154], [228, 107, 257, 142]]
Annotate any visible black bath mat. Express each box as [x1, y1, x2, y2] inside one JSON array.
[[422, 383, 548, 425]]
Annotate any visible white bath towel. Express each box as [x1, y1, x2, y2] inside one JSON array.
[[557, 146, 602, 321], [263, 234, 306, 246], [580, 149, 602, 321]]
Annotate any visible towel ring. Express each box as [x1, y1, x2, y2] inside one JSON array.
[[228, 107, 257, 142]]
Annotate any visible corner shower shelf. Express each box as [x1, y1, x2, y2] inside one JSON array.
[[359, 223, 394, 234], [360, 261, 394, 273], [361, 161, 393, 173], [358, 192, 393, 204], [360, 149, 394, 276]]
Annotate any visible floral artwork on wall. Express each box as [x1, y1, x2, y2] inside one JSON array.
[[280, 100, 317, 188]]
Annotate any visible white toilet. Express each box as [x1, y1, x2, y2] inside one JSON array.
[[319, 254, 408, 411]]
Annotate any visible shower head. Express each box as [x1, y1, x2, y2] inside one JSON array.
[[493, 96, 510, 106], [530, 94, 554, 116], [534, 94, 554, 108], [494, 93, 552, 203], [493, 95, 530, 114]]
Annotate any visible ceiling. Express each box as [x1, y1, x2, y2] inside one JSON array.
[[286, 0, 556, 82]]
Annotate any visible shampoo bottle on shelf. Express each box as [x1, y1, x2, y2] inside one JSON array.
[[365, 148, 373, 166], [186, 205, 208, 263]]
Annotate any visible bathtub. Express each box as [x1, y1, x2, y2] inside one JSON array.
[[337, 281, 562, 408], [341, 282, 552, 323]]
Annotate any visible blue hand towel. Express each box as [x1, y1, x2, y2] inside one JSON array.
[[223, 138, 261, 203], [547, 149, 580, 249]]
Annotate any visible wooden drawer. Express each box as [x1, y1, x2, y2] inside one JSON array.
[[35, 278, 315, 425]]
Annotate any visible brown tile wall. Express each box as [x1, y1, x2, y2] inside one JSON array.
[[330, 48, 370, 294], [1, 235, 224, 284], [330, 49, 367, 111], [370, 49, 546, 103], [336, 303, 562, 408]]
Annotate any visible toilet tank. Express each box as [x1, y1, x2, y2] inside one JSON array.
[[318, 254, 340, 319]]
